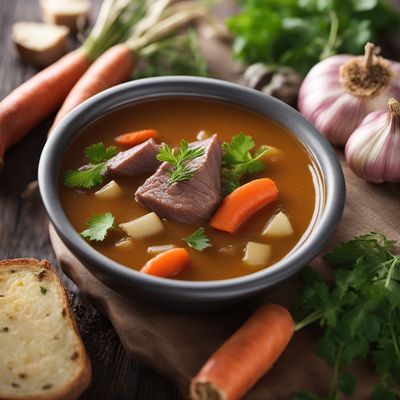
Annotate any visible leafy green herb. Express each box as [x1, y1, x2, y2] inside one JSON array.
[[227, 0, 400, 76], [80, 212, 116, 241], [183, 228, 212, 251], [134, 30, 208, 79], [64, 143, 117, 189], [221, 132, 269, 194], [293, 232, 400, 399], [157, 140, 205, 186], [40, 286, 47, 295]]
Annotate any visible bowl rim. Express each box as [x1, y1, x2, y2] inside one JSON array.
[[38, 76, 345, 294]]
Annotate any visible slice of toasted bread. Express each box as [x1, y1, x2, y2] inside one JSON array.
[[12, 22, 69, 67], [0, 259, 91, 400]]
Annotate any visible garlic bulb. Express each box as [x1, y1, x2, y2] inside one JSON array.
[[345, 98, 400, 183], [298, 43, 400, 145]]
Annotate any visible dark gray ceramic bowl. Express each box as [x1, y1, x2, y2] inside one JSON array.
[[39, 76, 345, 312]]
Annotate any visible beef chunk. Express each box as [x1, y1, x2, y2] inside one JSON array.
[[135, 135, 222, 225], [107, 139, 161, 176]]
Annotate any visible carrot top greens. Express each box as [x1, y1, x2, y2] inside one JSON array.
[[64, 143, 117, 189], [221, 132, 269, 195], [157, 140, 205, 186], [293, 232, 400, 400]]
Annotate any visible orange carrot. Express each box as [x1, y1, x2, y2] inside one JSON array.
[[50, 44, 136, 132], [0, 49, 90, 167], [190, 303, 294, 400], [141, 248, 190, 278], [210, 178, 278, 233], [114, 129, 159, 147]]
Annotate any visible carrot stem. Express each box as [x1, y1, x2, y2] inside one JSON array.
[[190, 303, 294, 400]]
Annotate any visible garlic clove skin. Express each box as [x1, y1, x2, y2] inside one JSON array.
[[298, 47, 400, 146], [345, 98, 400, 183]]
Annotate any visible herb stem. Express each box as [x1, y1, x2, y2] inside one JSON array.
[[294, 309, 325, 332], [329, 343, 343, 400], [385, 256, 400, 289], [320, 11, 339, 60]]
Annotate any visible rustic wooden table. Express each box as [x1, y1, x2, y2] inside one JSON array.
[[0, 1, 181, 398], [1, 0, 400, 399]]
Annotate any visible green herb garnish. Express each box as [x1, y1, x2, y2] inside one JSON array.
[[64, 143, 117, 189], [227, 0, 400, 76], [157, 140, 205, 186], [40, 286, 47, 295], [221, 133, 269, 195], [183, 228, 212, 251], [80, 212, 116, 242], [293, 232, 400, 399]]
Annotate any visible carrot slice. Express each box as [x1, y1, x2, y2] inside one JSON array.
[[190, 303, 294, 400], [114, 129, 159, 147], [210, 178, 278, 233], [140, 247, 190, 278]]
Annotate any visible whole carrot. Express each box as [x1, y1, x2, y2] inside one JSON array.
[[0, 0, 146, 169], [50, 44, 136, 131], [0, 49, 89, 168], [190, 303, 294, 400], [49, 1, 208, 132]]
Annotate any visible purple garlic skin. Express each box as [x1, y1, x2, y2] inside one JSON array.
[[298, 49, 400, 146], [345, 99, 400, 183]]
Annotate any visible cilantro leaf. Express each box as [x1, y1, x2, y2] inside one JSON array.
[[157, 140, 205, 186], [64, 143, 117, 189], [227, 0, 400, 76], [221, 133, 269, 195], [183, 228, 212, 251], [80, 212, 116, 241], [64, 164, 108, 189], [293, 232, 400, 398]]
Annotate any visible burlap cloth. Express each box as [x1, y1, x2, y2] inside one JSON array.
[[49, 151, 400, 399]]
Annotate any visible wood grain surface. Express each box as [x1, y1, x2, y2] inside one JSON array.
[[1, 0, 400, 399], [0, 1, 181, 398]]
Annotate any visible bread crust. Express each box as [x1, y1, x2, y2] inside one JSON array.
[[0, 258, 91, 400]]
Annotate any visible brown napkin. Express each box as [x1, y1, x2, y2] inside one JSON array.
[[49, 153, 400, 399]]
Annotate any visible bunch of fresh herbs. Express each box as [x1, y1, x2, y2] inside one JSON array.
[[227, 0, 400, 76], [293, 232, 400, 399]]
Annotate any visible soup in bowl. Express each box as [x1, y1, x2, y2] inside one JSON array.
[[39, 77, 344, 311]]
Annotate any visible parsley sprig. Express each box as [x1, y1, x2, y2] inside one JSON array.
[[157, 140, 205, 186], [80, 212, 116, 241], [221, 133, 269, 195], [293, 233, 400, 400], [64, 143, 117, 189], [183, 228, 212, 251]]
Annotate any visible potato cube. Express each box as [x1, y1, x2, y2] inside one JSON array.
[[95, 180, 123, 199], [262, 212, 294, 237], [119, 212, 164, 239], [243, 242, 271, 266]]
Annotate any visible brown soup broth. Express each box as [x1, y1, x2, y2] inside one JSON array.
[[59, 97, 320, 281]]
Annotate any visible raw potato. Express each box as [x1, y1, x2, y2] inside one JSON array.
[[147, 244, 176, 254], [40, 0, 91, 32], [12, 22, 69, 67], [0, 258, 91, 400], [262, 212, 294, 237], [243, 242, 272, 266], [95, 180, 123, 199], [120, 212, 164, 239]]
